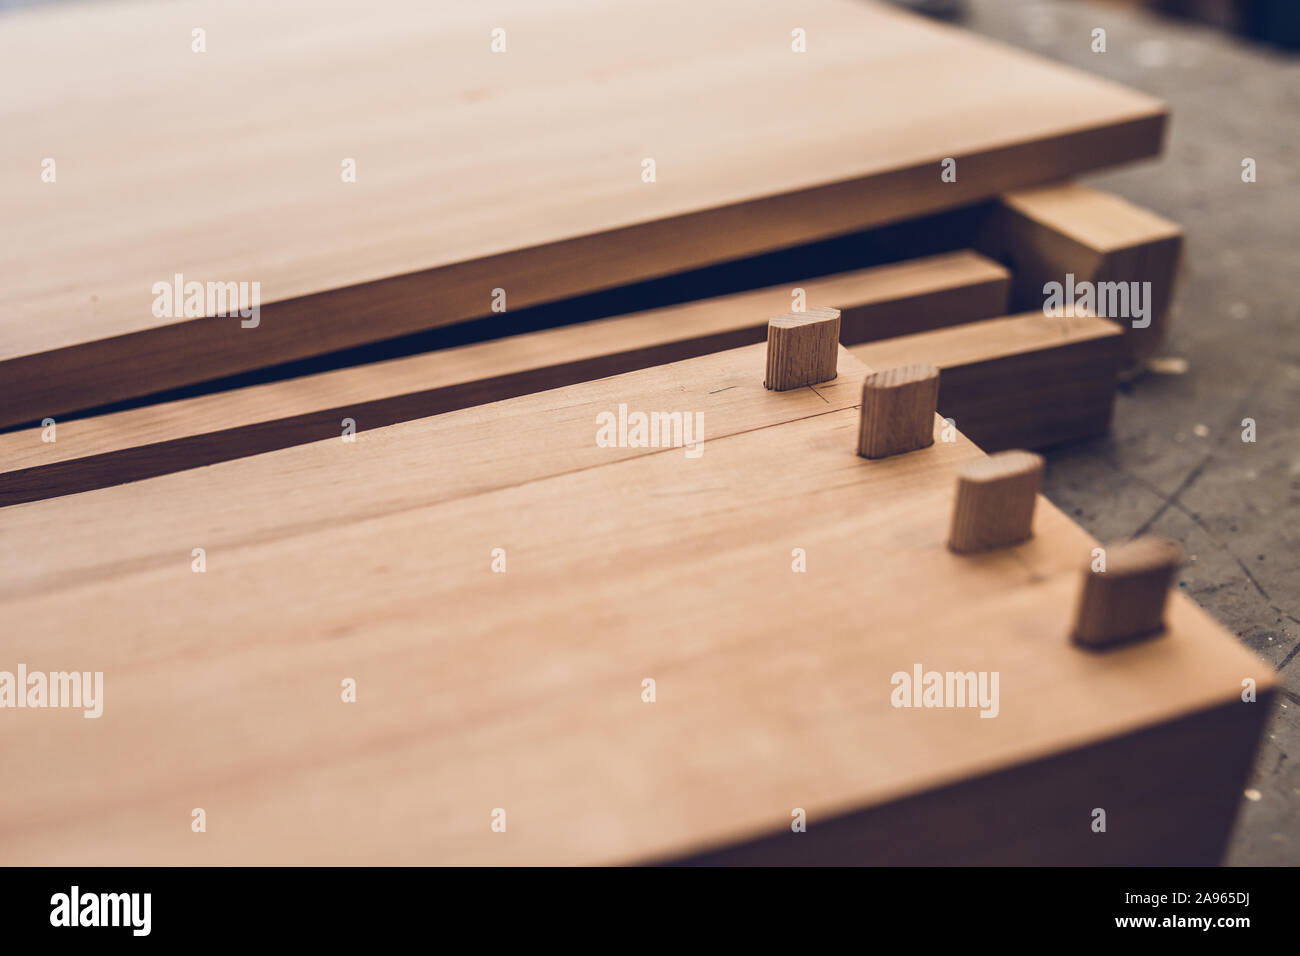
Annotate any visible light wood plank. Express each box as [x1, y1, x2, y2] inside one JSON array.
[[0, 348, 869, 600], [0, 252, 1008, 505], [0, 0, 1165, 425], [976, 182, 1183, 366], [0, 343, 1272, 865], [851, 311, 1123, 451]]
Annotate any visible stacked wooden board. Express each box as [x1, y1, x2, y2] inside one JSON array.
[[0, 0, 1170, 426], [0, 344, 1274, 864], [0, 183, 1183, 505]]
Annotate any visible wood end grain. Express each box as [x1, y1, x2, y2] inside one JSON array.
[[1072, 536, 1182, 647], [856, 363, 940, 459], [947, 450, 1044, 553], [764, 307, 841, 391]]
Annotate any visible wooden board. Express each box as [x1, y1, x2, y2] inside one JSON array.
[[0, 252, 1009, 506], [851, 310, 1122, 451], [975, 183, 1183, 365], [0, 0, 1167, 427], [0, 344, 1272, 865], [0, 348, 868, 600]]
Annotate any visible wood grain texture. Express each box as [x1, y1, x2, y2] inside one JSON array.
[[0, 348, 870, 601], [0, 252, 1008, 506], [1072, 537, 1182, 647], [0, 344, 1273, 864], [851, 311, 1123, 452], [764, 308, 841, 390], [857, 364, 940, 459], [976, 182, 1183, 366], [677, 695, 1273, 865], [0, 0, 1165, 426], [947, 450, 1043, 554]]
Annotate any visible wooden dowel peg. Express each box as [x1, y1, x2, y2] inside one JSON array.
[[856, 363, 939, 459], [1071, 537, 1182, 647], [764, 307, 841, 391], [947, 450, 1044, 553]]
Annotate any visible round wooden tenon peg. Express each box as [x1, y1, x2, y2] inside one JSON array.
[[764, 307, 841, 391], [1071, 536, 1182, 647], [947, 450, 1044, 553], [856, 363, 940, 459]]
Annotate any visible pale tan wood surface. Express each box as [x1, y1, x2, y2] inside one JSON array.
[[1000, 183, 1182, 251], [0, 0, 1165, 425], [0, 348, 868, 600], [0, 344, 1271, 865], [675, 696, 1269, 865], [0, 252, 1008, 506], [976, 183, 1183, 364], [853, 309, 1116, 369], [850, 311, 1123, 451]]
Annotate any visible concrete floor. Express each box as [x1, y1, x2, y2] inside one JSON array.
[[958, 0, 1299, 864]]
